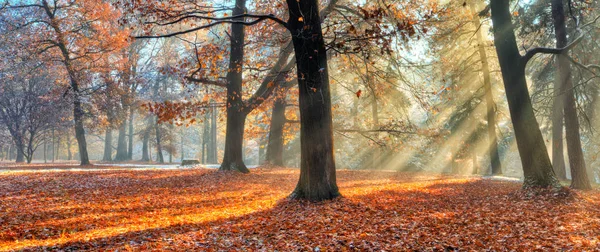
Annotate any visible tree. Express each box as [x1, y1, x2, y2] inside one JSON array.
[[1, 0, 128, 165], [487, 0, 590, 188], [551, 0, 591, 189]]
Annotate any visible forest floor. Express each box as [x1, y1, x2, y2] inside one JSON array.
[[1, 166, 599, 251]]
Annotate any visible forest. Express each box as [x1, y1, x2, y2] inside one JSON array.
[[0, 0, 599, 250]]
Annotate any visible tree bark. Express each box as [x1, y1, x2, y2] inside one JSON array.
[[490, 0, 559, 188], [286, 0, 340, 201], [141, 116, 151, 162], [127, 108, 134, 160], [208, 102, 218, 163], [219, 0, 250, 173], [102, 129, 113, 161], [67, 133, 72, 161], [41, 1, 90, 165], [155, 117, 164, 163], [552, 0, 591, 189], [265, 90, 286, 166], [14, 139, 25, 163], [115, 121, 128, 161], [470, 0, 502, 175]]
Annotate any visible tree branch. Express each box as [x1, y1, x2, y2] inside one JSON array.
[[521, 35, 583, 65]]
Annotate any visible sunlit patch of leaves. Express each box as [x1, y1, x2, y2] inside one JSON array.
[[0, 167, 599, 250]]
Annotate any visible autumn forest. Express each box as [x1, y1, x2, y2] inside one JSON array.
[[1, 0, 600, 250]]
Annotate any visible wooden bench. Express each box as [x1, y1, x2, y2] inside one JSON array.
[[181, 159, 201, 166]]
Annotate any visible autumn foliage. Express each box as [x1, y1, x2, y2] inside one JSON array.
[[1, 166, 599, 250]]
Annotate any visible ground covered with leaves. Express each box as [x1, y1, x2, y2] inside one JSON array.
[[1, 166, 599, 251]]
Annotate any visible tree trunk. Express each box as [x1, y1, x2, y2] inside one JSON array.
[[470, 0, 502, 175], [202, 111, 209, 164], [51, 128, 55, 163], [208, 102, 218, 163], [102, 129, 113, 161], [115, 121, 128, 161], [55, 135, 61, 161], [43, 140, 47, 163], [552, 0, 591, 189], [67, 133, 72, 161], [219, 0, 250, 173], [73, 96, 90, 165], [128, 108, 134, 160], [14, 139, 25, 163], [552, 83, 567, 179], [490, 0, 559, 188], [265, 90, 286, 166], [155, 117, 164, 163], [141, 116, 151, 162], [286, 0, 340, 201]]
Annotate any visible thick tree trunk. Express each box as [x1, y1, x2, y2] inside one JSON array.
[[14, 139, 25, 163], [102, 129, 113, 162], [155, 118, 164, 163], [115, 121, 128, 161], [552, 0, 591, 189], [73, 93, 90, 165], [470, 0, 502, 175], [286, 0, 340, 201], [127, 109, 134, 160], [220, 109, 249, 172], [219, 0, 250, 173], [490, 0, 559, 188], [265, 90, 286, 166]]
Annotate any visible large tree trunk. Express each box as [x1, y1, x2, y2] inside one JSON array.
[[155, 117, 164, 163], [286, 0, 340, 201], [127, 108, 134, 160], [265, 90, 286, 166], [552, 0, 591, 189], [470, 0, 502, 175], [219, 0, 250, 173], [490, 0, 558, 188], [115, 121, 128, 161], [102, 129, 113, 161], [14, 139, 25, 163]]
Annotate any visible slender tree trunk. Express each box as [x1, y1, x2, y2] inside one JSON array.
[[490, 0, 559, 188], [219, 0, 250, 173], [55, 135, 61, 161], [470, 0, 502, 175], [128, 108, 134, 160], [43, 140, 47, 163], [141, 116, 151, 162], [552, 85, 567, 179], [155, 117, 164, 163], [103, 129, 113, 161], [67, 133, 72, 161], [209, 102, 218, 163], [552, 0, 591, 189], [180, 133, 184, 161], [51, 128, 55, 163], [115, 121, 128, 161], [8, 143, 13, 161], [266, 91, 286, 166], [286, 0, 340, 201], [202, 112, 209, 164]]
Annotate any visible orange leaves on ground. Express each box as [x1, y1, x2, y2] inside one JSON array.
[[1, 167, 599, 250]]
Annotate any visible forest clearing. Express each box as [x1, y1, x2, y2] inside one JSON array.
[[1, 166, 599, 251], [2, 0, 600, 250]]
